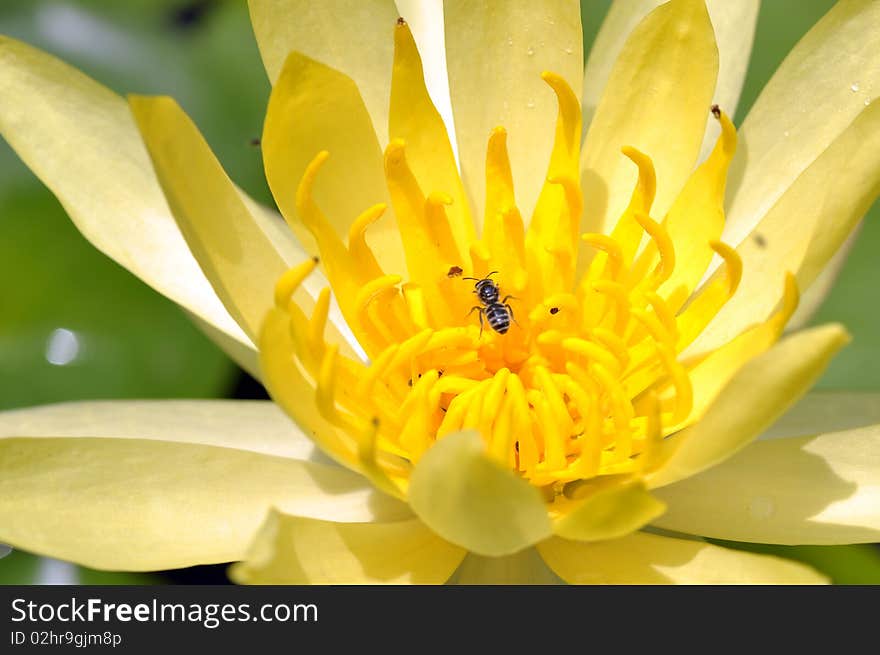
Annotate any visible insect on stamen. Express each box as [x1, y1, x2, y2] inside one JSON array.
[[463, 272, 513, 335]]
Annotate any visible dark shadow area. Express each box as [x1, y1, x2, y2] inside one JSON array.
[[229, 369, 271, 400], [160, 562, 231, 584], [168, 0, 220, 32]]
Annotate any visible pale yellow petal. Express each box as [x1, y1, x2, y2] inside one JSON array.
[[553, 480, 666, 542], [262, 51, 405, 278], [240, 192, 324, 280], [230, 511, 464, 584], [394, 0, 457, 144], [187, 310, 262, 379], [0, 436, 409, 571], [786, 227, 860, 331], [408, 430, 552, 556], [657, 108, 736, 298], [247, 0, 397, 144], [260, 307, 363, 472], [654, 425, 880, 544], [130, 96, 288, 343], [580, 0, 717, 237], [0, 399, 322, 460], [679, 274, 798, 427], [239, 193, 360, 356], [448, 548, 563, 584], [537, 532, 828, 584], [234, 191, 362, 364], [724, 0, 880, 246], [259, 303, 400, 495], [582, 0, 759, 160], [232, 196, 365, 365], [0, 36, 253, 354], [648, 324, 850, 489], [444, 0, 583, 223], [389, 19, 474, 254], [763, 391, 880, 440], [582, 0, 662, 129], [695, 101, 880, 352], [694, 0, 759, 160]]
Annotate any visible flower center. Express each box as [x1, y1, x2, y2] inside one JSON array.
[[268, 25, 797, 499]]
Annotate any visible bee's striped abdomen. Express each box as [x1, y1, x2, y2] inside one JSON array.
[[485, 303, 511, 334]]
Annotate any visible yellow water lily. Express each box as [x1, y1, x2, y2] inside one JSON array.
[[1, 0, 879, 584]]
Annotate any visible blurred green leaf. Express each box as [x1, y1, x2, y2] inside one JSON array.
[[0, 0, 270, 580], [0, 186, 235, 408], [580, 0, 613, 63], [709, 540, 880, 585], [0, 549, 165, 585], [0, 0, 280, 411], [809, 214, 880, 391]]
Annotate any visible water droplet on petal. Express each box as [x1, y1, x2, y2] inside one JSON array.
[[526, 99, 536, 109], [748, 496, 776, 520], [564, 47, 573, 54], [526, 46, 534, 56], [865, 98, 871, 106], [783, 130, 790, 137], [851, 82, 860, 92]]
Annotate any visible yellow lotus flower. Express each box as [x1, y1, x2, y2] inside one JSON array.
[[1, 0, 879, 584]]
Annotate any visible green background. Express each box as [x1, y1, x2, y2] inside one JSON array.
[[0, 0, 877, 583]]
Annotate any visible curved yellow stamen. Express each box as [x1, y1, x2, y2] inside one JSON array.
[[561, 336, 622, 376], [619, 147, 657, 218], [582, 233, 624, 280], [634, 213, 676, 288], [356, 343, 399, 398], [540, 71, 581, 166], [676, 240, 743, 349], [316, 344, 352, 429], [590, 280, 631, 333], [402, 283, 429, 330], [303, 288, 328, 345], [268, 79, 757, 501], [398, 369, 440, 460], [274, 257, 318, 309], [348, 203, 387, 267], [644, 292, 680, 342], [655, 343, 694, 425], [354, 275, 404, 340], [592, 328, 630, 370]]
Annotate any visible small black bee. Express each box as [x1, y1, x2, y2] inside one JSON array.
[[464, 271, 516, 335]]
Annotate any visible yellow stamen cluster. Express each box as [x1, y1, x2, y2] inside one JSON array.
[[269, 24, 796, 502]]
